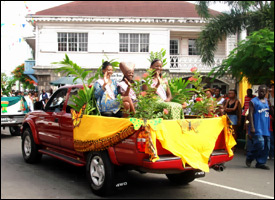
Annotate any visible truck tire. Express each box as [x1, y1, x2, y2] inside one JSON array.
[[22, 128, 42, 164], [166, 170, 196, 185], [86, 151, 116, 196], [9, 126, 20, 136]]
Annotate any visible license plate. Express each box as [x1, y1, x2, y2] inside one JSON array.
[[195, 171, 205, 178]]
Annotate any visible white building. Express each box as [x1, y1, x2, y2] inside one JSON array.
[[25, 1, 238, 93]]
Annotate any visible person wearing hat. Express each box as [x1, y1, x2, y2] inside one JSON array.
[[94, 61, 134, 118], [142, 59, 184, 119], [117, 62, 136, 117]]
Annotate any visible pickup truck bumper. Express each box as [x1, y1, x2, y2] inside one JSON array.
[[141, 150, 232, 173]]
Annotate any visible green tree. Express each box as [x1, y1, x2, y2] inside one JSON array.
[[1, 73, 16, 96], [195, 1, 274, 84], [11, 64, 36, 90], [209, 28, 274, 85]]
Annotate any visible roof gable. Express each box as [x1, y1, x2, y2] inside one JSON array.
[[34, 1, 220, 18]]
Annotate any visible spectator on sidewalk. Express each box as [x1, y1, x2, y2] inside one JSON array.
[[24, 92, 33, 112], [214, 87, 225, 116], [48, 88, 53, 99], [214, 87, 225, 105], [40, 89, 49, 108], [224, 89, 242, 142], [241, 89, 256, 151], [246, 85, 274, 170], [268, 84, 274, 160]]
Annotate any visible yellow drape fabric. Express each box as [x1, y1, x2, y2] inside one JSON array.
[[239, 77, 252, 107], [74, 115, 132, 141], [144, 116, 236, 172], [73, 115, 135, 151], [73, 115, 236, 172]]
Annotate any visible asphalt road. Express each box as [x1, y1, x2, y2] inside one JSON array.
[[1, 127, 274, 199]]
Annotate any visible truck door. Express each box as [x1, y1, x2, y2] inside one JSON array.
[[37, 88, 68, 146], [59, 87, 79, 150]]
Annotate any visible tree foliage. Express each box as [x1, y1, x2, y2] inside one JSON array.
[[52, 54, 120, 115], [147, 48, 167, 67], [209, 28, 274, 85], [195, 1, 274, 84], [53, 54, 100, 115], [11, 63, 36, 90], [1, 73, 16, 96]]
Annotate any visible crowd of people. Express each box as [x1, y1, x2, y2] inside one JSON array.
[[1, 88, 54, 111]]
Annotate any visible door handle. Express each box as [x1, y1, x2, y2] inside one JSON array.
[[55, 118, 59, 123]]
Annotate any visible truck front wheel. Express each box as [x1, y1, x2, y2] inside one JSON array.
[[166, 170, 196, 185], [22, 128, 42, 163], [86, 151, 116, 196]]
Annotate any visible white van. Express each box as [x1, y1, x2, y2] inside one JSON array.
[[1, 96, 29, 136]]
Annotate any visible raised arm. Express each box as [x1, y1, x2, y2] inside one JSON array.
[[94, 81, 105, 99], [165, 81, 172, 102]]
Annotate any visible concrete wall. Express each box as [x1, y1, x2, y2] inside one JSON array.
[[36, 23, 170, 69]]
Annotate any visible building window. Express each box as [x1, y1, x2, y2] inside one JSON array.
[[170, 40, 179, 55], [58, 33, 88, 52], [188, 39, 199, 55], [119, 33, 149, 52]]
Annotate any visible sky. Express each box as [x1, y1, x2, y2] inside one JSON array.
[[1, 1, 231, 77]]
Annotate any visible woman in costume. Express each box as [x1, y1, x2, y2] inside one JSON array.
[[117, 62, 136, 116], [142, 59, 184, 119], [94, 61, 134, 117]]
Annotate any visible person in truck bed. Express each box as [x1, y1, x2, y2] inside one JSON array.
[[94, 61, 134, 117], [117, 62, 136, 117], [142, 59, 184, 120]]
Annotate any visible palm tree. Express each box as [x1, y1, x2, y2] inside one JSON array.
[[194, 1, 274, 85], [196, 1, 273, 65]]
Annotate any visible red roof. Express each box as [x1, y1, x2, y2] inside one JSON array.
[[34, 1, 220, 18]]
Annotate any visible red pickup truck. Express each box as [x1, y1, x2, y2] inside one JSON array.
[[21, 85, 233, 196]]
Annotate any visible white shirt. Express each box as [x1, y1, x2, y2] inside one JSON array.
[[24, 96, 34, 111]]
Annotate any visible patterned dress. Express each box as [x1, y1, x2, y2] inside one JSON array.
[[152, 79, 184, 120], [94, 79, 121, 114]]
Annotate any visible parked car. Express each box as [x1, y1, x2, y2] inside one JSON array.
[[1, 96, 29, 136], [21, 85, 233, 196]]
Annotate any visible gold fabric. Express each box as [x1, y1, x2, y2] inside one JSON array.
[[73, 115, 236, 172], [238, 77, 252, 107], [73, 115, 135, 151], [130, 115, 236, 172]]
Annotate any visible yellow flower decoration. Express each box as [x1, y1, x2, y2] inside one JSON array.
[[71, 104, 86, 128]]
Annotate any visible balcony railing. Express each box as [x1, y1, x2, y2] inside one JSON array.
[[170, 55, 226, 73]]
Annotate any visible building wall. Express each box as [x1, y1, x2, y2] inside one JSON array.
[[33, 22, 237, 95], [36, 23, 170, 69]]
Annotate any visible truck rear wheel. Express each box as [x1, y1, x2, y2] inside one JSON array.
[[9, 126, 20, 136], [86, 151, 116, 196], [166, 170, 196, 185], [22, 128, 42, 163]]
